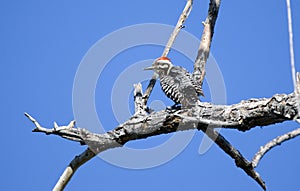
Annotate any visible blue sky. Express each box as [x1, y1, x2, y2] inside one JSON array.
[[1, 0, 300, 190]]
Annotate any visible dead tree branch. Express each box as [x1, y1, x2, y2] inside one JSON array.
[[286, 0, 296, 90], [26, 93, 298, 146], [134, 83, 147, 116], [143, 0, 193, 105], [24, 112, 83, 143], [25, 113, 96, 190], [252, 127, 300, 168], [162, 0, 193, 57], [53, 148, 95, 191], [193, 0, 220, 87], [200, 127, 266, 190], [26, 92, 298, 190]]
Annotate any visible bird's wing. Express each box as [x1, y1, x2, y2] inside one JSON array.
[[160, 75, 181, 104], [173, 67, 199, 106], [178, 67, 204, 97]]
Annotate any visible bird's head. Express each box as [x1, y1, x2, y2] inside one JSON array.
[[144, 57, 173, 75]]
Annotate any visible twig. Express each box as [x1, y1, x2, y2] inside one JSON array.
[[24, 112, 83, 143], [285, 0, 300, 126], [250, 2, 300, 170], [252, 127, 300, 168], [24, 112, 47, 132], [25, 112, 96, 190], [133, 83, 147, 115], [143, 0, 193, 105], [193, 0, 220, 87], [161, 0, 193, 57], [53, 148, 96, 191], [200, 127, 266, 190], [286, 0, 296, 91]]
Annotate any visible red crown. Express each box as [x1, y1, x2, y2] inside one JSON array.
[[157, 57, 171, 61]]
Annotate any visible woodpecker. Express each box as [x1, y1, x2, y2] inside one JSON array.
[[144, 57, 204, 107]]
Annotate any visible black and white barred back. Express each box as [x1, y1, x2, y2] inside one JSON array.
[[160, 65, 203, 107], [145, 57, 204, 107]]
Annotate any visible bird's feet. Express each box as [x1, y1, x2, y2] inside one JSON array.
[[166, 104, 181, 111]]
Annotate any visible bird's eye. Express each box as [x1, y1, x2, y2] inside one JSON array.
[[161, 64, 168, 68]]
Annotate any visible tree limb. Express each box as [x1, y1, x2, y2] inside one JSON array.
[[26, 93, 298, 146], [252, 127, 300, 168], [134, 83, 147, 116], [193, 0, 220, 87], [25, 92, 298, 190], [24, 112, 84, 144], [161, 0, 193, 57], [143, 0, 193, 105], [286, 0, 296, 91], [199, 127, 266, 190], [53, 148, 95, 191]]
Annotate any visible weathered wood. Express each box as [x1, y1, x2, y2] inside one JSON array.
[[193, 0, 220, 87], [25, 93, 297, 190]]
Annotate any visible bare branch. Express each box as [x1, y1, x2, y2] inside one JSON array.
[[193, 0, 221, 88], [24, 112, 84, 144], [252, 127, 300, 168], [286, 0, 296, 91], [24, 112, 47, 132], [27, 93, 298, 145], [26, 92, 298, 190], [133, 83, 147, 116], [143, 0, 193, 105], [200, 127, 266, 190], [161, 0, 193, 57], [53, 148, 96, 191], [26, 93, 299, 145]]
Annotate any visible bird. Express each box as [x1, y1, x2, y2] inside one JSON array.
[[144, 57, 204, 107]]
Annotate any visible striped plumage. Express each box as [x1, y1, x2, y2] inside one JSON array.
[[144, 57, 204, 107]]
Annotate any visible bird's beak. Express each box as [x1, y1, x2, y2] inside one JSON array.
[[144, 66, 154, 70]]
